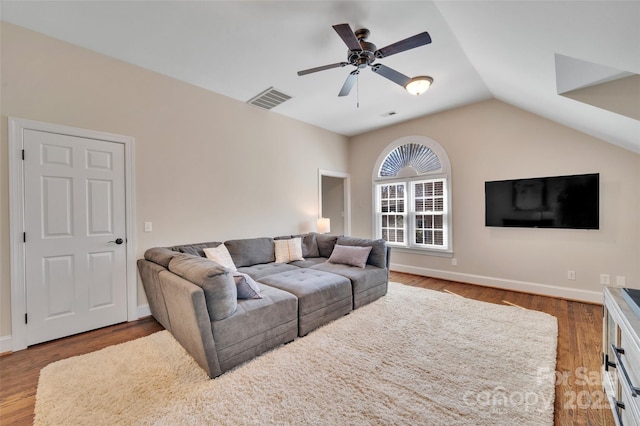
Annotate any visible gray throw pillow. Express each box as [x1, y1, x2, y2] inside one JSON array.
[[233, 272, 263, 299], [328, 244, 373, 268]]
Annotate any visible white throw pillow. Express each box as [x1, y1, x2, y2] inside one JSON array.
[[203, 244, 237, 272], [274, 238, 305, 263]]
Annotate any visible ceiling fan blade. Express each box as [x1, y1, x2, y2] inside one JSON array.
[[332, 23, 362, 52], [297, 62, 349, 76], [338, 70, 360, 97], [371, 64, 411, 88], [375, 32, 432, 58]]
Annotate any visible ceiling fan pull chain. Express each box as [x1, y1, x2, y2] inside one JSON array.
[[356, 73, 360, 108]]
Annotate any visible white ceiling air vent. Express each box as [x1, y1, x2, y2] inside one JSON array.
[[247, 87, 292, 110]]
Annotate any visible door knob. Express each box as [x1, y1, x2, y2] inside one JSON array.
[[108, 238, 124, 245]]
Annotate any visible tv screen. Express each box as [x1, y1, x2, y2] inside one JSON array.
[[485, 173, 599, 229]]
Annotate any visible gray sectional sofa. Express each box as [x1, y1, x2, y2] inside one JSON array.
[[137, 233, 390, 378]]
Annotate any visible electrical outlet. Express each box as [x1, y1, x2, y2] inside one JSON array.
[[451, 258, 457, 266], [144, 221, 153, 232], [600, 274, 610, 285], [616, 276, 626, 286], [567, 270, 576, 280]]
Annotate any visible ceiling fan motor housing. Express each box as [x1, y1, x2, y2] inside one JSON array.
[[349, 47, 376, 68], [348, 29, 377, 69]]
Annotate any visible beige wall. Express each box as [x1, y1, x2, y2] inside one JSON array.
[[0, 23, 349, 337], [349, 99, 640, 301]]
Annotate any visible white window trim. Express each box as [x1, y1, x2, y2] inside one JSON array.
[[375, 182, 407, 246], [409, 178, 448, 249], [372, 135, 453, 257]]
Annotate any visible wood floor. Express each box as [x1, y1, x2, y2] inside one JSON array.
[[0, 272, 612, 425]]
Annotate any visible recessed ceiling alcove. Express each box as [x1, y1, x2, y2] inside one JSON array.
[[555, 54, 640, 121]]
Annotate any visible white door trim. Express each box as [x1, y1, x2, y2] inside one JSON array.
[[8, 117, 137, 351], [318, 169, 351, 236]]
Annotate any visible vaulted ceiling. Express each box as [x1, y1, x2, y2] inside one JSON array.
[[2, 1, 639, 153]]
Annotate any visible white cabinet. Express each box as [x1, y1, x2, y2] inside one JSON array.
[[603, 286, 640, 425]]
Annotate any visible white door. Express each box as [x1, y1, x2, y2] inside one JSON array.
[[23, 129, 128, 345]]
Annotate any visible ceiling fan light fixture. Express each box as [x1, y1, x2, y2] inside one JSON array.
[[405, 76, 433, 96]]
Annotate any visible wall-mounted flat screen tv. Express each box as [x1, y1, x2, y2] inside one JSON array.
[[485, 173, 599, 229]]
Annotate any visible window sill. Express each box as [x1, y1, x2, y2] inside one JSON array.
[[389, 246, 453, 258]]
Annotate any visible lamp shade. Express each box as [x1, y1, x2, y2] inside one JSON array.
[[317, 217, 331, 234], [405, 76, 433, 96]]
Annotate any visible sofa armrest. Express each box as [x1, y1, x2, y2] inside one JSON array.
[[386, 246, 391, 271], [158, 270, 222, 378], [137, 259, 172, 331]]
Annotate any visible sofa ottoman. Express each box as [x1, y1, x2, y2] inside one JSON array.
[[259, 269, 353, 336]]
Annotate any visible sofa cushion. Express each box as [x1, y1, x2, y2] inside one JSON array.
[[144, 247, 180, 268], [171, 241, 222, 258], [336, 236, 387, 268], [310, 262, 389, 309], [315, 233, 339, 258], [233, 272, 262, 299], [294, 234, 320, 257], [168, 254, 237, 321], [204, 244, 237, 271], [290, 257, 328, 268], [274, 238, 305, 263], [237, 262, 300, 280], [211, 284, 298, 370], [225, 237, 275, 267]]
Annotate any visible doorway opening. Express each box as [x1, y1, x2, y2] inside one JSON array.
[[318, 170, 350, 236]]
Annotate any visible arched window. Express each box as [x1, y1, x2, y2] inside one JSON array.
[[373, 136, 452, 253]]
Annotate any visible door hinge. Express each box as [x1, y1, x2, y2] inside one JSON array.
[[23, 232, 26, 243], [25, 313, 28, 324], [22, 149, 25, 160]]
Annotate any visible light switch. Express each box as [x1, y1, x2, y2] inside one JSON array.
[[144, 221, 152, 232]]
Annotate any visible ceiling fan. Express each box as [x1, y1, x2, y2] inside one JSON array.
[[297, 23, 433, 97]]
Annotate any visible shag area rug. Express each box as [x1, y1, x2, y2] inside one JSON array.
[[35, 282, 558, 425]]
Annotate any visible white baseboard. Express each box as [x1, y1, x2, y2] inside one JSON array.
[[136, 304, 151, 319], [391, 263, 603, 304], [1, 305, 152, 354], [0, 335, 13, 354]]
